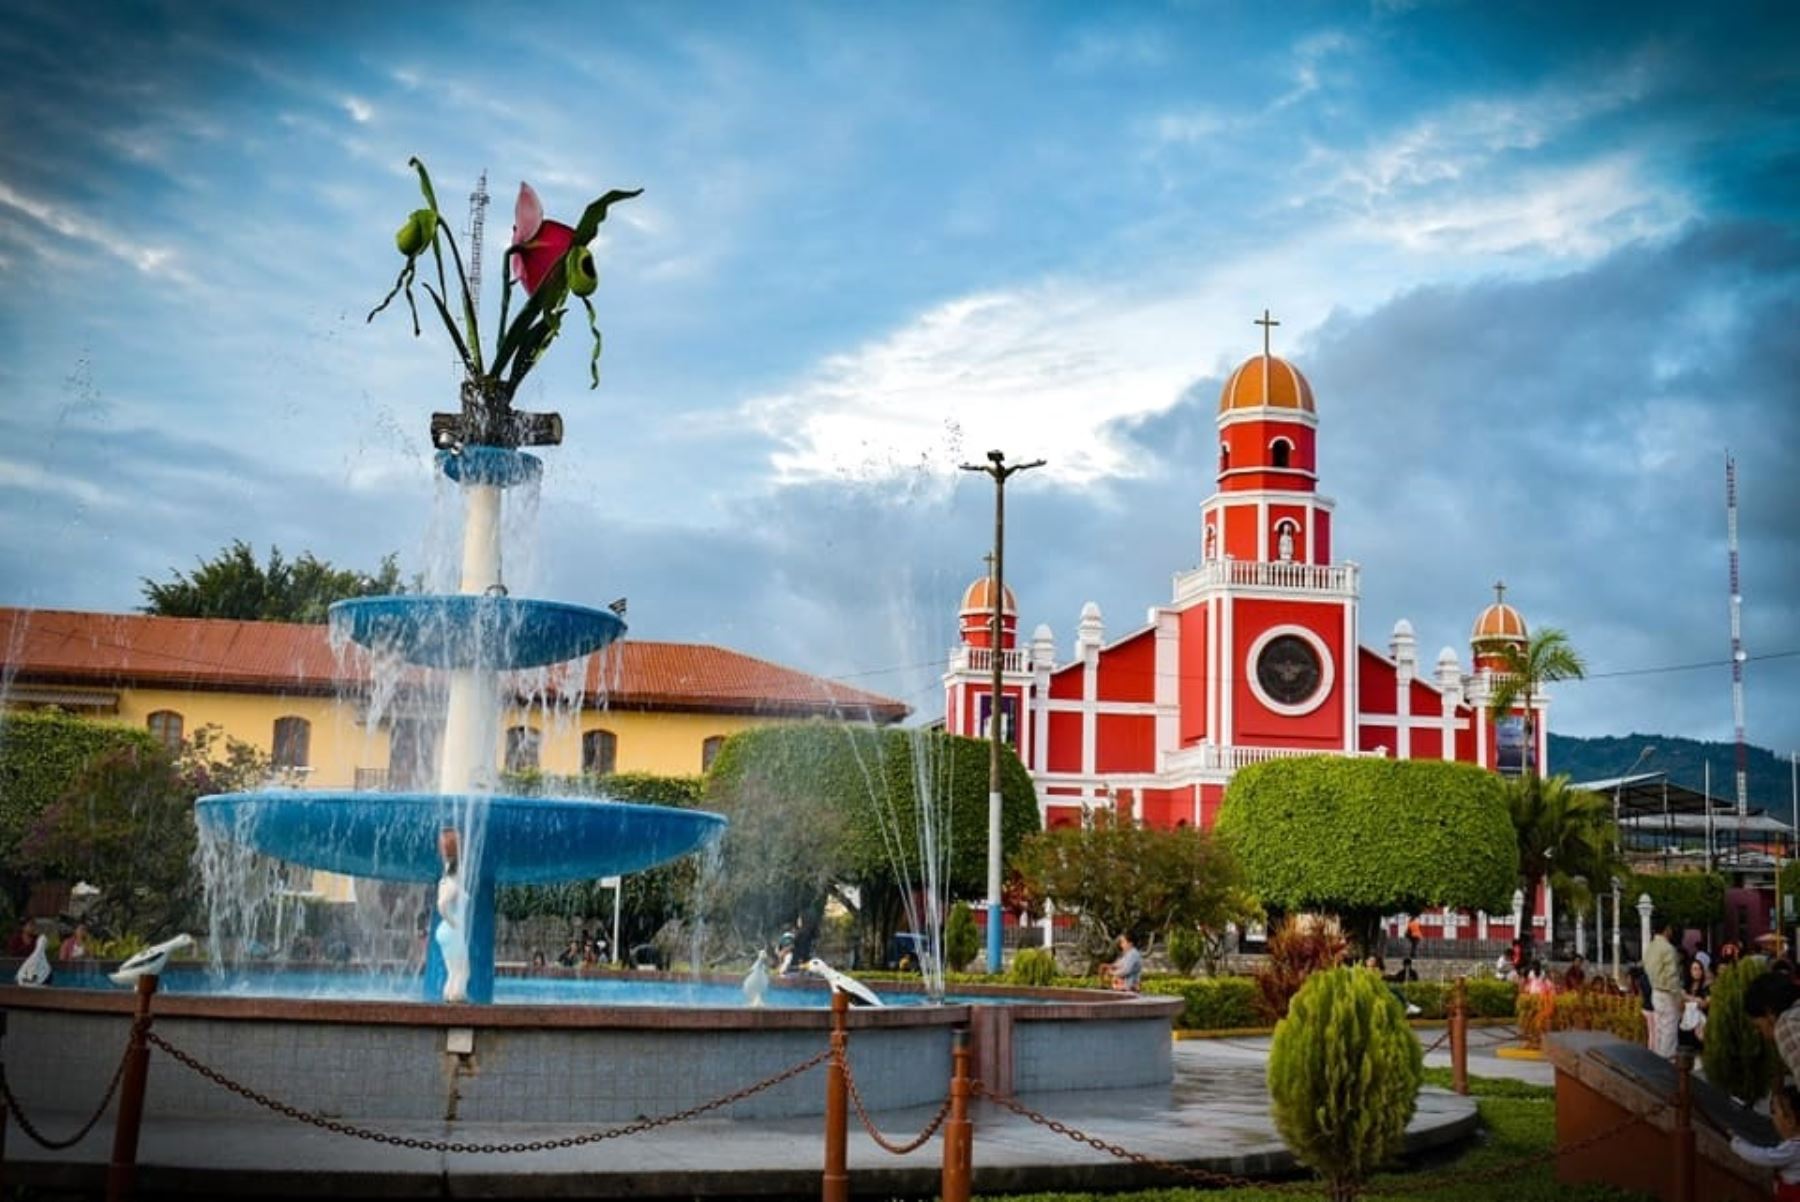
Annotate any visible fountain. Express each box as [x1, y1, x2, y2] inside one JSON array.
[[195, 165, 721, 1004]]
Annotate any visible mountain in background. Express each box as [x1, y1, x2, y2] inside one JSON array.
[[1550, 732, 1797, 824]]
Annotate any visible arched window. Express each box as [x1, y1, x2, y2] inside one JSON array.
[[1270, 437, 1292, 469], [504, 726, 541, 774], [1219, 442, 1231, 472], [582, 729, 618, 775], [701, 735, 727, 772], [272, 716, 311, 770], [146, 710, 184, 751]]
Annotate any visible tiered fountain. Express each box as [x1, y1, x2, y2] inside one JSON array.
[[195, 166, 721, 1004]]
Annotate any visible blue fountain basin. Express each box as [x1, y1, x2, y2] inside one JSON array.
[[329, 595, 624, 670], [195, 792, 724, 884], [437, 446, 541, 488]]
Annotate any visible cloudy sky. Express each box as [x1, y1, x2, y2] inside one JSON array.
[[2, 1, 1797, 760]]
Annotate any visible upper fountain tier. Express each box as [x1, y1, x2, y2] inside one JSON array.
[[330, 595, 625, 670]]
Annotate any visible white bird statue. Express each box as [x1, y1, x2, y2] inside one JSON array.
[[15, 934, 51, 987], [805, 957, 884, 1007], [109, 933, 194, 986], [743, 949, 771, 1008]]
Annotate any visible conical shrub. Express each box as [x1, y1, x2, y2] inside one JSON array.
[[1268, 965, 1423, 1200], [1705, 959, 1781, 1103]]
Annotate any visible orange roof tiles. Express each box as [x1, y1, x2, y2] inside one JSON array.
[[0, 608, 908, 722]]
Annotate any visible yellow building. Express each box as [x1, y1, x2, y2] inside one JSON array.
[[0, 607, 906, 781], [0, 607, 907, 899]]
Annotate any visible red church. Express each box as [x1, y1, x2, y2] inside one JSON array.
[[944, 321, 1553, 939]]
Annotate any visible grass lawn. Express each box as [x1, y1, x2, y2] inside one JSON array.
[[975, 1070, 1654, 1202]]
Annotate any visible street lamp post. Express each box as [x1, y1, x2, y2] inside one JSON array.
[[1637, 892, 1655, 958], [1612, 745, 1657, 982], [959, 449, 1045, 975]]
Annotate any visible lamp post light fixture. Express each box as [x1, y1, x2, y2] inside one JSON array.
[[958, 449, 1045, 975]]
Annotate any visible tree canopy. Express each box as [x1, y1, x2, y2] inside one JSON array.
[[701, 722, 1040, 954], [1217, 756, 1517, 950], [140, 540, 404, 624], [1012, 807, 1255, 964]]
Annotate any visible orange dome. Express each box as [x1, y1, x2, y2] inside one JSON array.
[[960, 577, 1017, 616], [1219, 355, 1316, 415], [1471, 602, 1528, 644]]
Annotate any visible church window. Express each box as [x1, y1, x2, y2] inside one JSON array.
[[1219, 442, 1231, 472], [1270, 438, 1292, 468], [147, 710, 184, 751]]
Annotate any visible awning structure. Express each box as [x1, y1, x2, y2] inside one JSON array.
[[1574, 770, 1797, 881]]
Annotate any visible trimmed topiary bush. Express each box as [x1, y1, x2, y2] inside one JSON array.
[[944, 901, 980, 972], [1219, 757, 1516, 953], [1707, 959, 1782, 1103], [1464, 978, 1520, 1018], [1268, 967, 1424, 1201], [1008, 947, 1058, 987]]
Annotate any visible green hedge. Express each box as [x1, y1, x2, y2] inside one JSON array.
[[1465, 978, 1519, 1018], [1217, 758, 1517, 934], [1144, 976, 1262, 1029]]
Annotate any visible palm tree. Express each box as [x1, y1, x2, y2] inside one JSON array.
[[1486, 626, 1587, 962], [1503, 774, 1621, 966]]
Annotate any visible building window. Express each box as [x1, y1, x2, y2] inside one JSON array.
[[1219, 442, 1231, 472], [1270, 438, 1292, 469], [701, 735, 726, 772], [272, 716, 311, 770], [146, 710, 184, 751], [504, 726, 541, 774], [583, 729, 618, 775]]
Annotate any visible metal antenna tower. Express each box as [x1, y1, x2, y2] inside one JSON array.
[[1727, 452, 1749, 818], [465, 170, 490, 324]]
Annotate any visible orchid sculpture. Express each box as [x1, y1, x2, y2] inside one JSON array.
[[370, 157, 639, 450]]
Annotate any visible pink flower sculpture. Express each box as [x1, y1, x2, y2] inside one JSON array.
[[512, 182, 576, 296]]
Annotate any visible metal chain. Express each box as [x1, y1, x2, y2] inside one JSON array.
[[971, 1080, 1318, 1193], [838, 1050, 953, 1155], [972, 1079, 1670, 1198], [0, 1016, 145, 1150], [145, 1031, 829, 1155]]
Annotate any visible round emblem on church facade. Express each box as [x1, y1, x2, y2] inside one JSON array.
[[1245, 625, 1335, 716]]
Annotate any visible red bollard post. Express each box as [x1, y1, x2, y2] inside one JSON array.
[[1450, 977, 1469, 1096], [1672, 1050, 1696, 1202], [106, 973, 159, 1202], [941, 1028, 973, 1202], [823, 990, 849, 1202]]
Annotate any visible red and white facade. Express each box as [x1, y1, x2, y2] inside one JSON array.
[[943, 339, 1557, 940]]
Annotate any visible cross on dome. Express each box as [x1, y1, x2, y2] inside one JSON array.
[[1493, 580, 1507, 604], [1254, 308, 1280, 358]]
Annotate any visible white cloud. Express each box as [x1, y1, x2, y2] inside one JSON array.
[[1349, 155, 1695, 259], [0, 178, 193, 284], [343, 96, 373, 124]]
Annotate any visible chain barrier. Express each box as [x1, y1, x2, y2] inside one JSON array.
[[0, 1015, 146, 1150], [145, 1031, 829, 1155], [1418, 1028, 1450, 1056], [838, 1050, 953, 1155], [971, 1079, 1672, 1199]]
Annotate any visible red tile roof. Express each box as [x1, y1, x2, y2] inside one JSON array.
[[0, 608, 908, 722]]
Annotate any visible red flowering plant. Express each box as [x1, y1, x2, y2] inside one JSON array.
[[370, 157, 638, 395]]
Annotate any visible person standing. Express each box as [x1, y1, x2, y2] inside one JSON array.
[[1644, 917, 1683, 1059], [1406, 917, 1423, 959]]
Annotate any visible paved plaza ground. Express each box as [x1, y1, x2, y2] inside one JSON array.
[[5, 1025, 1533, 1198]]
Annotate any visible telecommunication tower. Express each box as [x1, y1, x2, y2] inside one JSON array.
[[1727, 453, 1748, 818], [465, 171, 490, 324]]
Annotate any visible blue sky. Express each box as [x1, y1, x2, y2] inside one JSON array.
[[2, 1, 1797, 771]]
